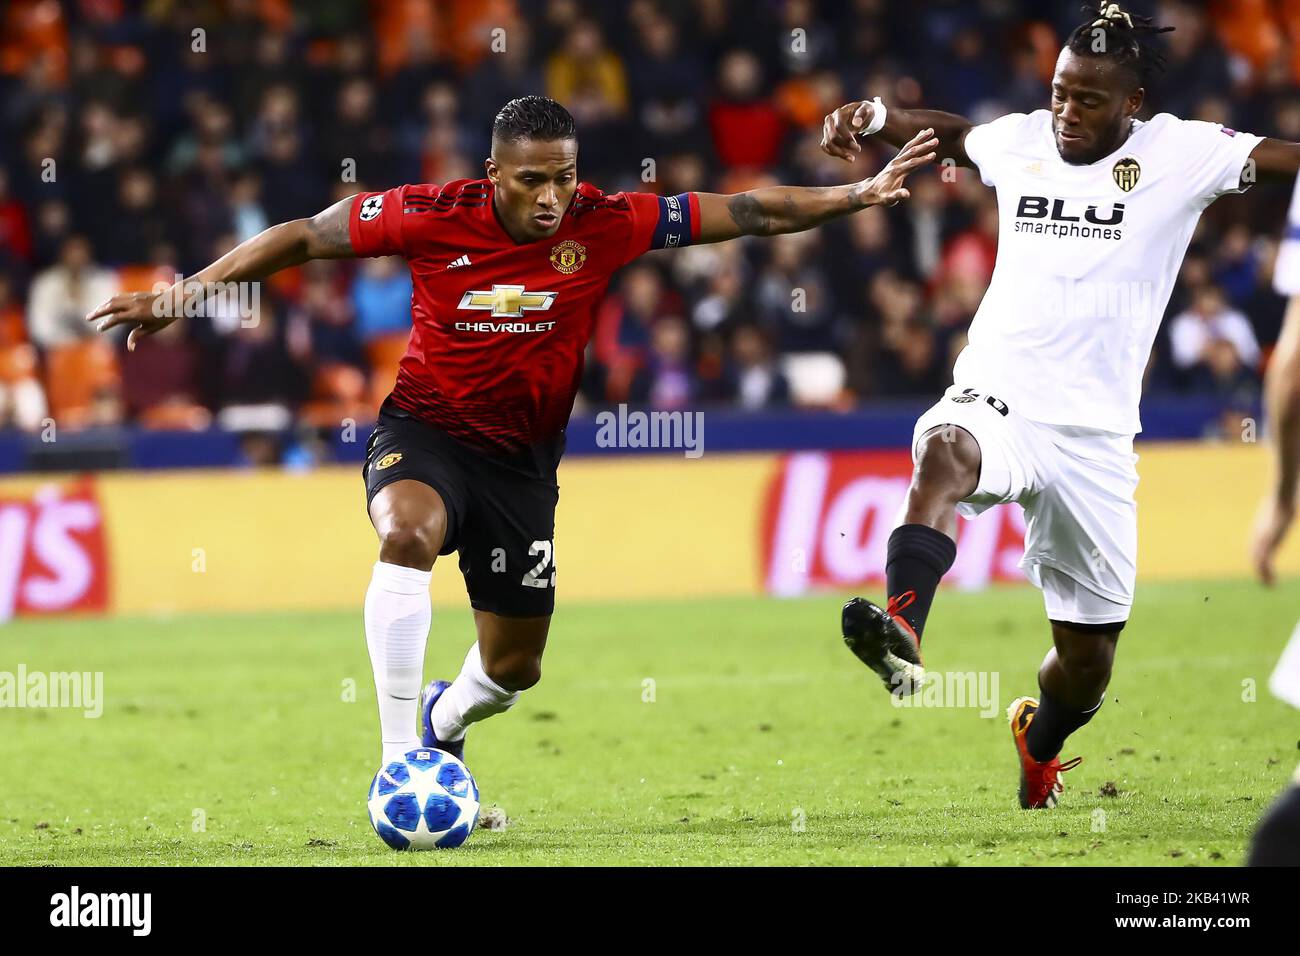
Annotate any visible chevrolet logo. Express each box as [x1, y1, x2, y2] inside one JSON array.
[[457, 285, 557, 318]]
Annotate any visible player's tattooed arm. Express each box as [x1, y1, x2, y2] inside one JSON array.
[[695, 129, 938, 242], [821, 100, 975, 168], [1246, 139, 1300, 182], [86, 195, 359, 350], [302, 194, 359, 258]]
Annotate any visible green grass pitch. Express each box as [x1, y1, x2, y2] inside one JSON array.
[[2, 580, 1297, 866]]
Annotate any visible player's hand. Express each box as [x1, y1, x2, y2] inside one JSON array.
[[1251, 492, 1296, 587], [821, 100, 875, 161], [854, 128, 938, 207], [85, 290, 176, 351]]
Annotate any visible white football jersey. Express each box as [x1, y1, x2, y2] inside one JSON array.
[[1275, 172, 1300, 296], [955, 109, 1262, 434]]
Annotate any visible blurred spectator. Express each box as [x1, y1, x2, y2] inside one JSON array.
[[120, 320, 210, 430], [869, 275, 949, 397], [629, 316, 696, 409], [755, 232, 838, 352], [463, 23, 545, 136], [0, 273, 45, 431], [876, 319, 948, 397], [230, 170, 269, 244], [323, 77, 397, 187], [107, 168, 169, 265], [709, 50, 784, 171], [27, 236, 118, 348], [931, 26, 1001, 116], [545, 19, 628, 124], [217, 304, 308, 415], [730, 324, 791, 409], [593, 263, 678, 400], [626, 14, 708, 157], [545, 19, 628, 175], [0, 0, 1294, 441], [1153, 2, 1235, 117], [31, 199, 72, 265], [288, 261, 363, 370], [690, 260, 748, 337], [1169, 285, 1261, 397], [0, 168, 33, 266], [352, 257, 413, 342]]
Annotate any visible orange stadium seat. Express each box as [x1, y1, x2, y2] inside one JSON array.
[[45, 339, 121, 427], [138, 401, 212, 431], [0, 0, 68, 80], [117, 264, 176, 298], [365, 332, 409, 409], [1209, 0, 1282, 74], [1285, 0, 1300, 82], [0, 342, 37, 385], [300, 362, 371, 428]]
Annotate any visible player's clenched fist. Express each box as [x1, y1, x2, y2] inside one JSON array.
[[822, 100, 875, 161], [86, 290, 175, 351]]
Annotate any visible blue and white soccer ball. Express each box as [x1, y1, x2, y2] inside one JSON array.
[[367, 748, 480, 850]]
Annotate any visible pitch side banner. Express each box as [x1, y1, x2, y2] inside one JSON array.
[[0, 442, 1292, 618], [0, 478, 108, 621], [761, 450, 1027, 596]]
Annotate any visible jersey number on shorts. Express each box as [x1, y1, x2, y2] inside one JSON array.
[[522, 539, 556, 589]]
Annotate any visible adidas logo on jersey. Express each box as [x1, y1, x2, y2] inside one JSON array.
[[447, 254, 472, 269]]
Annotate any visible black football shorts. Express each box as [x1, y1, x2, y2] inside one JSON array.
[[362, 408, 559, 618]]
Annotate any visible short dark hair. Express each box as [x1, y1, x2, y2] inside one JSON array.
[[1064, 2, 1175, 89], [491, 95, 577, 147]]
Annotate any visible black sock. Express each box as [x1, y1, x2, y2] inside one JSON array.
[[884, 524, 957, 643], [1248, 785, 1300, 866], [1026, 690, 1103, 762]]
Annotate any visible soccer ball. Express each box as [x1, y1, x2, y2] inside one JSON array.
[[367, 748, 480, 850]]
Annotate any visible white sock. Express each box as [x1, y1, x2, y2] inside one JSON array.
[[431, 642, 519, 743], [364, 561, 432, 764]]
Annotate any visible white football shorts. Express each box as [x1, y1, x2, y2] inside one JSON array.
[[911, 384, 1138, 626]]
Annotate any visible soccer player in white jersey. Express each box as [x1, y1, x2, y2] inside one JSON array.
[[1246, 172, 1300, 864], [818, 1, 1300, 809]]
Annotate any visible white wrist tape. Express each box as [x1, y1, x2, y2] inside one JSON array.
[[860, 97, 887, 137]]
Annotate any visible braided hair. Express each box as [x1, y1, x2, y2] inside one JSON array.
[[1065, 2, 1175, 89]]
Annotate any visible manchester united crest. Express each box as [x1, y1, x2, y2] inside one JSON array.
[[374, 452, 402, 470], [1112, 157, 1141, 192], [549, 239, 587, 275]]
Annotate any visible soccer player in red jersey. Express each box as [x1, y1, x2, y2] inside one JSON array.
[[87, 95, 937, 766]]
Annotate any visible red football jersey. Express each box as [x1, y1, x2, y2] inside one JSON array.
[[349, 179, 701, 473]]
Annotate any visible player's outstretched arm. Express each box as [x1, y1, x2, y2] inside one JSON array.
[[821, 99, 974, 168], [1248, 139, 1300, 182], [86, 194, 359, 350], [1252, 294, 1300, 585], [694, 128, 937, 243]]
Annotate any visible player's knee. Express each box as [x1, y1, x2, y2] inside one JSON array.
[[483, 652, 541, 692], [912, 427, 981, 503], [377, 519, 442, 570]]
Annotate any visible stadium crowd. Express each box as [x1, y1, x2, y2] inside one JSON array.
[[0, 0, 1298, 446]]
